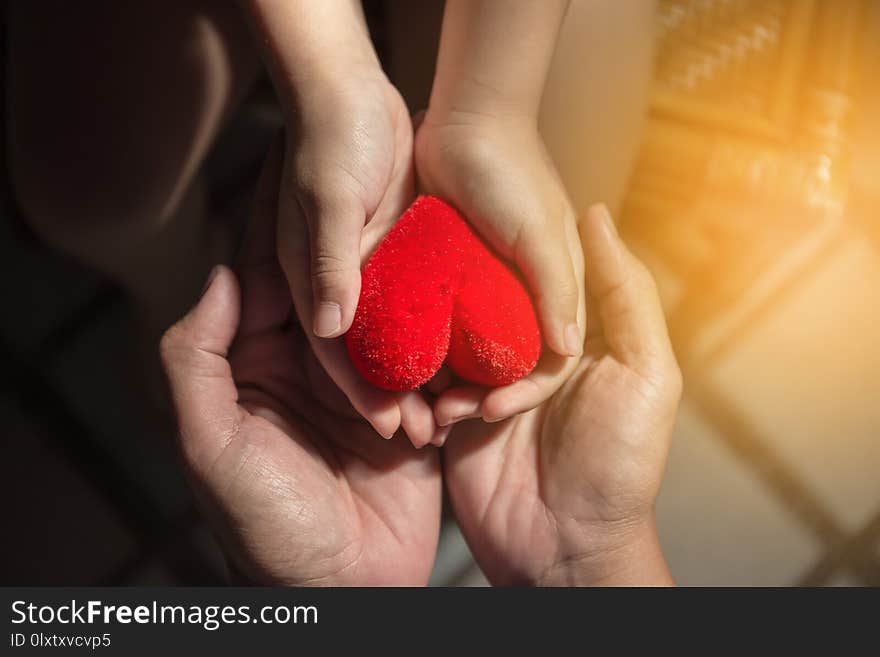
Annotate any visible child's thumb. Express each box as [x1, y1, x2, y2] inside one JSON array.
[[516, 220, 583, 358]]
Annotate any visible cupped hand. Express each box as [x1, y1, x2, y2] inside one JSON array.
[[277, 67, 445, 446], [442, 205, 682, 586], [160, 145, 442, 585], [414, 111, 586, 427]]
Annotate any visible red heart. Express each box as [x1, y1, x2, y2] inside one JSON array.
[[346, 196, 541, 390]]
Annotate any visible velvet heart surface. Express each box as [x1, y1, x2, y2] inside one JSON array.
[[346, 196, 541, 391]]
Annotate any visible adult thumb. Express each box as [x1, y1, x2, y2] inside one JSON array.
[[160, 265, 243, 474]]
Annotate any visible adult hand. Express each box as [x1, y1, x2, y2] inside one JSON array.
[[442, 205, 681, 586], [160, 145, 442, 584]]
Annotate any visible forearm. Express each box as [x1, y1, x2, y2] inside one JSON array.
[[240, 0, 380, 109], [540, 515, 675, 587], [429, 0, 570, 120]]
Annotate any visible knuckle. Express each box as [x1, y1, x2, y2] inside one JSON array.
[[627, 257, 661, 302], [290, 151, 320, 192], [290, 154, 369, 219], [648, 353, 684, 407], [290, 177, 326, 218], [312, 252, 353, 276], [534, 281, 578, 314], [295, 178, 363, 232], [311, 254, 357, 297], [288, 157, 334, 214], [631, 258, 657, 291], [555, 274, 580, 301], [535, 263, 578, 307]]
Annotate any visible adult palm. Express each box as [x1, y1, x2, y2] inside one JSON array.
[[161, 147, 441, 585], [442, 207, 682, 586]]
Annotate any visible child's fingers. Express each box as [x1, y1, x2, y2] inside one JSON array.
[[479, 351, 579, 422], [433, 385, 486, 427], [473, 211, 586, 423], [315, 338, 403, 440], [397, 391, 438, 449], [515, 219, 583, 359], [300, 184, 365, 339], [578, 204, 677, 375], [435, 212, 585, 426], [278, 197, 402, 440]]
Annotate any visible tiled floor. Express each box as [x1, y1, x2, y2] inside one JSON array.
[[657, 401, 823, 587], [708, 235, 880, 534]]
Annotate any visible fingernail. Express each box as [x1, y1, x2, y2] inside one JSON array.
[[314, 302, 342, 338], [432, 425, 453, 447], [440, 413, 475, 427], [439, 400, 482, 427], [201, 266, 220, 297], [564, 323, 583, 357]]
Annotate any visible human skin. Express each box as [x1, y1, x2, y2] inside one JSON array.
[[160, 148, 680, 586], [240, 0, 434, 445], [242, 0, 587, 446], [161, 144, 442, 585], [9, 0, 652, 444], [443, 205, 680, 586], [415, 0, 587, 429]]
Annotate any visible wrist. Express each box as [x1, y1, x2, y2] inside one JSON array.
[[283, 43, 383, 109], [424, 93, 539, 131], [419, 104, 538, 151], [242, 0, 382, 110], [430, 0, 568, 124], [539, 514, 674, 587]]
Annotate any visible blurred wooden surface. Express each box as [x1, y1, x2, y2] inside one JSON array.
[[620, 0, 880, 586], [622, 0, 869, 356]]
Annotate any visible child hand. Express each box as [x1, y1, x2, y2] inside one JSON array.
[[415, 110, 585, 424], [244, 0, 442, 446], [276, 71, 441, 443]]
